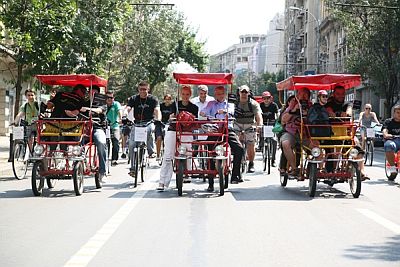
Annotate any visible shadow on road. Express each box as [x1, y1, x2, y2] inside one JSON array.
[[343, 235, 400, 262]]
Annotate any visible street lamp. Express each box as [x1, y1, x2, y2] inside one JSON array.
[[289, 6, 320, 73]]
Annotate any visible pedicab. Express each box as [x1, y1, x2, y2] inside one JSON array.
[[172, 73, 233, 196], [276, 73, 363, 198], [30, 74, 107, 196]]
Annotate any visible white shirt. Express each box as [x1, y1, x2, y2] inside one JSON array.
[[191, 95, 214, 120]]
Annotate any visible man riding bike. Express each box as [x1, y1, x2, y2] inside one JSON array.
[[233, 85, 263, 173], [383, 105, 400, 175]]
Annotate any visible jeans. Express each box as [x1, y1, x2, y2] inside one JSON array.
[[111, 127, 121, 161], [93, 129, 107, 174], [384, 138, 400, 153]]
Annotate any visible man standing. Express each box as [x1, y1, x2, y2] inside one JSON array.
[[259, 91, 279, 167], [233, 85, 263, 173], [106, 92, 122, 166], [382, 105, 400, 176], [200, 86, 244, 190]]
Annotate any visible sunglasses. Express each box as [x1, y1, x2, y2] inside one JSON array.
[[107, 96, 114, 99], [263, 96, 271, 99], [320, 95, 328, 98], [164, 98, 172, 100], [240, 91, 249, 94], [365, 107, 371, 110]]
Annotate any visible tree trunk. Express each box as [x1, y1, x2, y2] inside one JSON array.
[[13, 64, 23, 120]]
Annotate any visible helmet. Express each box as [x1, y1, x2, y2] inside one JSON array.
[[176, 111, 195, 131], [262, 91, 272, 97]]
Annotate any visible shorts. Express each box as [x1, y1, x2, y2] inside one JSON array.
[[233, 123, 256, 144], [384, 139, 400, 153], [26, 124, 37, 138]]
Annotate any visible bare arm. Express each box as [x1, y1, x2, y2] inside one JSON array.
[[154, 107, 161, 121], [255, 112, 263, 126], [358, 112, 364, 126], [372, 112, 380, 124], [383, 128, 392, 139]]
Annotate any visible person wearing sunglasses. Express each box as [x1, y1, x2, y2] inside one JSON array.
[[358, 103, 379, 149], [155, 94, 175, 160]]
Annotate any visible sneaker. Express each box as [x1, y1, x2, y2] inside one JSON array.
[[388, 166, 398, 174], [271, 161, 277, 167], [111, 160, 118, 166], [121, 153, 126, 159], [247, 161, 255, 173], [156, 183, 165, 191]]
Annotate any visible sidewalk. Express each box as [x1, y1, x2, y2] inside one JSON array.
[[0, 135, 14, 177]]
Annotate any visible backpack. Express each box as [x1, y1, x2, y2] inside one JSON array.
[[307, 104, 331, 137]]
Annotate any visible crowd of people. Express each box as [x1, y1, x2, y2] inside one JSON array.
[[13, 81, 400, 190]]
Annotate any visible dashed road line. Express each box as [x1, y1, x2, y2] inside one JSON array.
[[357, 208, 400, 234]]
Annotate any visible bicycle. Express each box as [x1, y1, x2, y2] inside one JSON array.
[[11, 122, 34, 180], [262, 121, 276, 174], [128, 120, 152, 187], [384, 135, 400, 181], [233, 124, 256, 176], [362, 124, 381, 166]]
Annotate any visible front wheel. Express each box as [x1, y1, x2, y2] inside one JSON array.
[[216, 160, 225, 196], [94, 172, 102, 189], [308, 163, 317, 197], [176, 159, 185, 196], [12, 142, 28, 180], [280, 173, 288, 187], [73, 161, 84, 196], [32, 161, 45, 196], [349, 162, 362, 198]]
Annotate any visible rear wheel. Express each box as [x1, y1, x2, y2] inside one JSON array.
[[12, 142, 28, 180], [308, 163, 317, 197], [94, 172, 102, 189], [133, 149, 140, 187], [176, 159, 185, 196], [349, 162, 362, 198], [280, 173, 288, 187], [73, 161, 84, 196], [140, 147, 147, 183], [32, 161, 45, 196], [46, 178, 55, 189], [368, 141, 374, 166]]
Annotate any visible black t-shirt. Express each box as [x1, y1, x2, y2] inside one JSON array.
[[83, 96, 107, 129], [382, 118, 400, 136], [160, 102, 175, 123], [127, 94, 159, 123], [49, 92, 84, 118], [260, 102, 279, 124], [325, 98, 351, 116], [168, 101, 198, 131]]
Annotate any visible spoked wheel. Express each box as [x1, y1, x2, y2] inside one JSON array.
[[280, 173, 288, 187], [73, 161, 84, 196], [308, 163, 318, 197], [367, 141, 374, 166], [31, 161, 45, 196], [267, 141, 272, 174], [349, 162, 362, 198], [384, 158, 398, 181], [140, 148, 147, 183], [216, 159, 225, 196], [176, 159, 185, 196], [12, 142, 28, 180], [262, 142, 267, 172], [46, 178, 56, 189]]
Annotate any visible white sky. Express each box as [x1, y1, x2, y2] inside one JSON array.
[[167, 0, 285, 55]]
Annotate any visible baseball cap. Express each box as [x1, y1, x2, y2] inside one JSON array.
[[262, 91, 272, 97], [318, 90, 328, 96], [240, 85, 250, 92]]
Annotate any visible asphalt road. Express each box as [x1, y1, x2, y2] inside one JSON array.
[[1, 148, 399, 267]]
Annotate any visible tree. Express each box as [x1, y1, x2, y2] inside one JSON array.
[[0, 0, 76, 117], [327, 0, 400, 117]]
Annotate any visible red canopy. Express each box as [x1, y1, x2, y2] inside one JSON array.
[[35, 74, 108, 87], [276, 74, 361, 91], [253, 96, 263, 104], [173, 73, 233, 85]]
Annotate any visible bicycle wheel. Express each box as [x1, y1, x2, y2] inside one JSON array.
[[262, 141, 267, 172], [140, 147, 147, 183], [363, 141, 369, 164], [31, 161, 45, 196], [308, 163, 317, 197], [12, 142, 28, 180], [176, 159, 185, 196], [73, 161, 84, 196], [134, 149, 140, 187], [267, 140, 271, 175], [368, 141, 374, 166], [216, 159, 225, 196], [349, 162, 361, 198]]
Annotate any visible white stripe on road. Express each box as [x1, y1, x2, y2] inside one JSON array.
[[64, 179, 155, 267], [357, 208, 400, 234]]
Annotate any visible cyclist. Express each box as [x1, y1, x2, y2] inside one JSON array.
[[127, 81, 161, 159], [259, 91, 279, 167], [13, 89, 39, 152], [80, 85, 107, 182], [157, 85, 198, 191], [233, 85, 263, 173], [383, 105, 400, 175], [120, 98, 134, 159], [200, 85, 244, 191], [358, 103, 379, 149], [155, 94, 174, 160], [105, 92, 122, 166]]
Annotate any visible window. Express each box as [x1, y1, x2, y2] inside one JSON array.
[[237, 57, 242, 62]]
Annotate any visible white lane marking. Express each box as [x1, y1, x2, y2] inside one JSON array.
[[64, 178, 156, 267], [357, 208, 400, 234]]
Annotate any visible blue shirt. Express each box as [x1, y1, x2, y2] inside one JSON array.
[[201, 100, 235, 128]]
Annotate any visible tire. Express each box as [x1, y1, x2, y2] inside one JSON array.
[[31, 161, 45, 196], [224, 171, 229, 189], [158, 142, 164, 166], [267, 141, 271, 175], [12, 142, 28, 180], [262, 142, 267, 172], [176, 159, 185, 196], [368, 141, 374, 166], [385, 159, 397, 181], [94, 172, 102, 189], [364, 143, 368, 164], [280, 172, 288, 187], [73, 161, 84, 196], [46, 178, 55, 189], [349, 162, 362, 198], [216, 160, 225, 196], [132, 149, 139, 187], [140, 147, 147, 183], [308, 163, 317, 197]]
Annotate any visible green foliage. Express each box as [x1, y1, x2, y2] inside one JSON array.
[[327, 0, 400, 116]]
